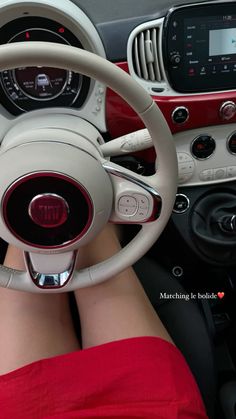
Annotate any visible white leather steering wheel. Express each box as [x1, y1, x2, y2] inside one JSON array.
[[0, 41, 178, 292]]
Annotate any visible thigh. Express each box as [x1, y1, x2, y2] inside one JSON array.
[[74, 224, 173, 349], [0, 245, 80, 375]]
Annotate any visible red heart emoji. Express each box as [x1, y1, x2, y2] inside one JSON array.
[[217, 292, 225, 299]]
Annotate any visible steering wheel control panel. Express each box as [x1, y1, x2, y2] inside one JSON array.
[[175, 123, 236, 186]]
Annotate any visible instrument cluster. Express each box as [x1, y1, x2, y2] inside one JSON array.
[[0, 17, 90, 114]]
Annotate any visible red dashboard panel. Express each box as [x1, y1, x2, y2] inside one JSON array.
[[106, 62, 236, 138]]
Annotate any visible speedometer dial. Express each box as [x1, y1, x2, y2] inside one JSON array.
[[0, 18, 90, 113]]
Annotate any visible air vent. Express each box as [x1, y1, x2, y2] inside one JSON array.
[[132, 27, 163, 82]]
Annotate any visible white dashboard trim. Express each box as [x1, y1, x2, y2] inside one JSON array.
[[174, 123, 236, 187]]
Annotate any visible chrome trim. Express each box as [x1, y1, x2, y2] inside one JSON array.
[[25, 251, 76, 289], [230, 215, 236, 231], [103, 162, 161, 200], [172, 193, 190, 214]]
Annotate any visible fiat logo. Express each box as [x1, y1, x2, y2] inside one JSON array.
[[28, 194, 69, 228]]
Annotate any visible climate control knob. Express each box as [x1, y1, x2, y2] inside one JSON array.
[[191, 135, 216, 159]]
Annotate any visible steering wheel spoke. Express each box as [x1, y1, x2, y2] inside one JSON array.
[[24, 251, 77, 289], [103, 160, 162, 224]]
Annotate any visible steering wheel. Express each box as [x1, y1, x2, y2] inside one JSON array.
[[0, 41, 177, 292]]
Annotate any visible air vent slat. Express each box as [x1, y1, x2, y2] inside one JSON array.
[[145, 30, 155, 81], [134, 37, 141, 78], [139, 32, 148, 80], [132, 26, 163, 83], [152, 28, 161, 81]]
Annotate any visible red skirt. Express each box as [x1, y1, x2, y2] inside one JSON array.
[[0, 337, 208, 418]]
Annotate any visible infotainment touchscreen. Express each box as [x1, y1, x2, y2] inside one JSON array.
[[164, 3, 236, 93]]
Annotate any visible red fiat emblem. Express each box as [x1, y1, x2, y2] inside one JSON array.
[[28, 194, 69, 228]]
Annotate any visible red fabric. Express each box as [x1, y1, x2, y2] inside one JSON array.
[[0, 336, 208, 418]]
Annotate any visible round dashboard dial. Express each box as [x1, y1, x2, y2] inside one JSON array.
[[0, 18, 90, 114]]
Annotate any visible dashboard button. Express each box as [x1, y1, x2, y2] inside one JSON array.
[[179, 161, 195, 174], [170, 54, 181, 65], [214, 168, 226, 180], [220, 101, 236, 121], [172, 107, 189, 124], [177, 152, 192, 163], [178, 173, 192, 184], [173, 194, 190, 214], [191, 135, 215, 159], [177, 152, 195, 184], [227, 132, 236, 154], [227, 166, 236, 178], [199, 169, 213, 181]]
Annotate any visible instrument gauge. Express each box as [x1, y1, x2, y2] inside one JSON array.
[[0, 18, 90, 113]]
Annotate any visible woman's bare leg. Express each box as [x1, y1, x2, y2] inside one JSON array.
[[0, 246, 79, 375], [75, 224, 173, 349]]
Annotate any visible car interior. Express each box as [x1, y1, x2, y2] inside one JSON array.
[[0, 0, 235, 418]]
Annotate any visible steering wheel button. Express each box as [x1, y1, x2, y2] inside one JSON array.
[[134, 194, 149, 209], [118, 196, 138, 216], [118, 205, 137, 216], [134, 208, 149, 221], [28, 194, 69, 228], [118, 196, 137, 207]]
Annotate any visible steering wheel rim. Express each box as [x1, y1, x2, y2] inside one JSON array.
[[0, 41, 178, 291]]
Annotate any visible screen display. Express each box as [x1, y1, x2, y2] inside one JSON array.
[[164, 3, 236, 92], [209, 28, 236, 56]]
